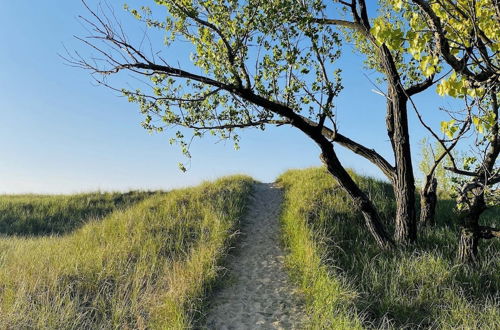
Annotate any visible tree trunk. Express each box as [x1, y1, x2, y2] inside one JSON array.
[[457, 193, 485, 263], [455, 92, 498, 263], [320, 146, 394, 250], [420, 177, 437, 226], [394, 177, 417, 244], [458, 226, 479, 263], [455, 185, 500, 263], [239, 89, 395, 251], [388, 90, 417, 244]]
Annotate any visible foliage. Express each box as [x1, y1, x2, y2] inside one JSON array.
[[0, 191, 153, 236], [0, 176, 253, 329], [116, 0, 342, 164], [73, 0, 497, 249], [372, 0, 498, 84], [278, 167, 499, 328], [355, 0, 498, 146]]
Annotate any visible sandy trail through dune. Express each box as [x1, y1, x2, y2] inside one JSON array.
[[202, 183, 306, 330]]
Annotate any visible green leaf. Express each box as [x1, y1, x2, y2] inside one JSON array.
[[441, 119, 457, 139]]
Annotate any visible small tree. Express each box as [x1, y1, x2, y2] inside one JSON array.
[[448, 92, 499, 263], [408, 0, 499, 262], [418, 138, 457, 226]]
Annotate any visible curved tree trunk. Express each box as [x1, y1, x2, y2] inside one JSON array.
[[320, 146, 394, 250], [234, 89, 395, 250], [420, 177, 438, 226]]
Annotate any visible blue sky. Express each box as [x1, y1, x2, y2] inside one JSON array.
[[0, 1, 451, 194]]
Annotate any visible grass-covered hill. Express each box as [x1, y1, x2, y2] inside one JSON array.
[[0, 176, 253, 329], [0, 191, 154, 236], [0, 168, 498, 329], [278, 167, 499, 329]]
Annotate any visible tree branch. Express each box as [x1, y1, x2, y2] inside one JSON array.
[[326, 130, 396, 181], [310, 17, 364, 32], [405, 76, 436, 96], [185, 119, 288, 130], [169, 2, 246, 88], [298, 116, 396, 180]]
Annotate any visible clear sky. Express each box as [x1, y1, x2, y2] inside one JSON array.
[[0, 1, 452, 194]]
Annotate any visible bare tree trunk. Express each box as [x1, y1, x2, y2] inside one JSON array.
[[420, 177, 437, 226], [320, 146, 394, 250], [387, 90, 418, 244], [457, 193, 485, 263], [458, 226, 479, 263], [394, 176, 417, 244]]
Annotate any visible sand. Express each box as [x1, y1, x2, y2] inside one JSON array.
[[202, 183, 306, 329]]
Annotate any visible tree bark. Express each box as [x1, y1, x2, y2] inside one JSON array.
[[320, 146, 394, 250], [388, 89, 418, 244], [420, 177, 437, 226], [458, 226, 479, 264], [457, 223, 500, 263], [457, 193, 485, 263], [456, 181, 500, 264], [319, 0, 421, 247]]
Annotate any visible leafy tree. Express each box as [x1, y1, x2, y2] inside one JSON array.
[[407, 0, 499, 262], [70, 0, 498, 255], [341, 0, 499, 260], [72, 0, 396, 249]]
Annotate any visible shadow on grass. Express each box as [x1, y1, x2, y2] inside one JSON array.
[[279, 167, 499, 328], [0, 191, 158, 236]]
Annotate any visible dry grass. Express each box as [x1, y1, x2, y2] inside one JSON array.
[[0, 176, 253, 329]]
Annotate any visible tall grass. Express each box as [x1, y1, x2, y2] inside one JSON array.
[[0, 191, 153, 236], [278, 167, 499, 329], [0, 176, 253, 329]]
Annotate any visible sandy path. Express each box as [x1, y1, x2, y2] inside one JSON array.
[[202, 183, 306, 330]]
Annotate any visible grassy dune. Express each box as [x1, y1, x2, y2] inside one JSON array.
[[0, 176, 253, 329], [0, 191, 153, 236], [278, 167, 499, 329]]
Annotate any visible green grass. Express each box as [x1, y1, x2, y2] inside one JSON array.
[[278, 167, 499, 329], [0, 191, 154, 236], [0, 176, 253, 329]]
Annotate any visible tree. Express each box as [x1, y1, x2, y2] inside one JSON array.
[[418, 138, 457, 226], [313, 0, 428, 245], [349, 0, 499, 260], [432, 90, 499, 264], [408, 0, 499, 262], [70, 0, 496, 251], [442, 90, 499, 263]]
